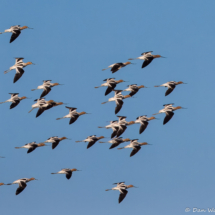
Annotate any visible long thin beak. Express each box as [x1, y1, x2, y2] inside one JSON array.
[[130, 63, 136, 65], [161, 56, 166, 58], [28, 27, 34, 29], [181, 107, 187, 109], [76, 170, 81, 171], [25, 97, 32, 99], [32, 63, 35, 65], [133, 186, 138, 188]]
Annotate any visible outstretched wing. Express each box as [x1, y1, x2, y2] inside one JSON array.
[[130, 146, 141, 157], [163, 111, 174, 125], [129, 88, 139, 97], [14, 67, 24, 83], [69, 115, 79, 124], [139, 121, 148, 134], [52, 140, 60, 149], [111, 63, 123, 73], [118, 189, 128, 203], [10, 30, 21, 43], [66, 171, 72, 180], [27, 146, 37, 153], [10, 100, 20, 109], [105, 83, 116, 96], [36, 108, 46, 118], [111, 127, 119, 138], [115, 99, 123, 114], [40, 87, 51, 98], [116, 125, 127, 137], [142, 57, 154, 68], [87, 140, 97, 149], [165, 85, 176, 96], [16, 181, 27, 195]]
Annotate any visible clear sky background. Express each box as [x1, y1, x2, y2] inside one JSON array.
[[0, 1, 215, 214]]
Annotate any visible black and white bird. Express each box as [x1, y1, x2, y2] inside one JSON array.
[[42, 136, 70, 149], [31, 80, 62, 98], [6, 178, 37, 195], [51, 168, 81, 180], [95, 78, 126, 96], [129, 51, 164, 68], [56, 106, 90, 125], [102, 62, 132, 73], [99, 137, 130, 149], [153, 103, 185, 125], [101, 90, 131, 114], [76, 135, 105, 149], [118, 139, 150, 157], [15, 142, 48, 153], [154, 81, 186, 96], [106, 182, 137, 203], [0, 25, 33, 43], [4, 58, 34, 83], [123, 84, 146, 96], [135, 115, 156, 134], [0, 93, 28, 109]]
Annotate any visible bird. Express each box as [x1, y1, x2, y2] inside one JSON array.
[[4, 58, 35, 83], [95, 78, 127, 96], [75, 135, 105, 149], [0, 25, 33, 43], [102, 62, 132, 73], [153, 103, 185, 125], [118, 139, 150, 157], [35, 100, 64, 118], [128, 51, 164, 68], [135, 115, 156, 134], [98, 116, 134, 138], [56, 106, 90, 125], [154, 81, 186, 96], [123, 84, 147, 96], [105, 182, 137, 203], [28, 98, 47, 113], [6, 178, 37, 195], [101, 90, 131, 114], [42, 136, 70, 149], [0, 93, 28, 109], [51, 168, 81, 180], [99, 137, 130, 149], [31, 80, 63, 98], [15, 142, 48, 153]]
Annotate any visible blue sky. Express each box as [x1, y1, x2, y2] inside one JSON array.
[[0, 0, 215, 214]]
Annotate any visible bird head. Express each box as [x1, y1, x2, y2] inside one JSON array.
[[37, 143, 46, 147], [0, 183, 4, 186], [138, 85, 145, 89], [116, 79, 124, 83], [52, 83, 60, 86], [60, 137, 68, 140], [124, 62, 131, 65], [122, 138, 130, 142], [25, 62, 34, 65], [127, 121, 135, 125], [140, 142, 148, 146], [127, 185, 137, 188], [148, 116, 156, 121], [70, 168, 81, 172], [98, 136, 105, 140], [29, 178, 37, 181], [79, 111, 88, 116], [20, 96, 27, 100], [123, 95, 131, 99]]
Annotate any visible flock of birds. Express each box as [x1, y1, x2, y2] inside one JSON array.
[[0, 25, 186, 203]]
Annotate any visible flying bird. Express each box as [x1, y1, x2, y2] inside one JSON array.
[[128, 51, 164, 68], [102, 62, 132, 73], [15, 142, 48, 153], [51, 168, 81, 180], [99, 137, 130, 149], [106, 182, 137, 203], [4, 58, 35, 83], [118, 139, 150, 157], [153, 103, 185, 124], [123, 84, 147, 96], [135, 115, 156, 134], [95, 78, 127, 96], [0, 25, 33, 43], [0, 93, 28, 109], [6, 178, 37, 195], [42, 136, 70, 149], [28, 98, 47, 113], [75, 135, 105, 149], [101, 90, 131, 114], [31, 80, 63, 98], [35, 100, 64, 118], [56, 106, 90, 125], [154, 81, 186, 96], [98, 116, 134, 138]]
